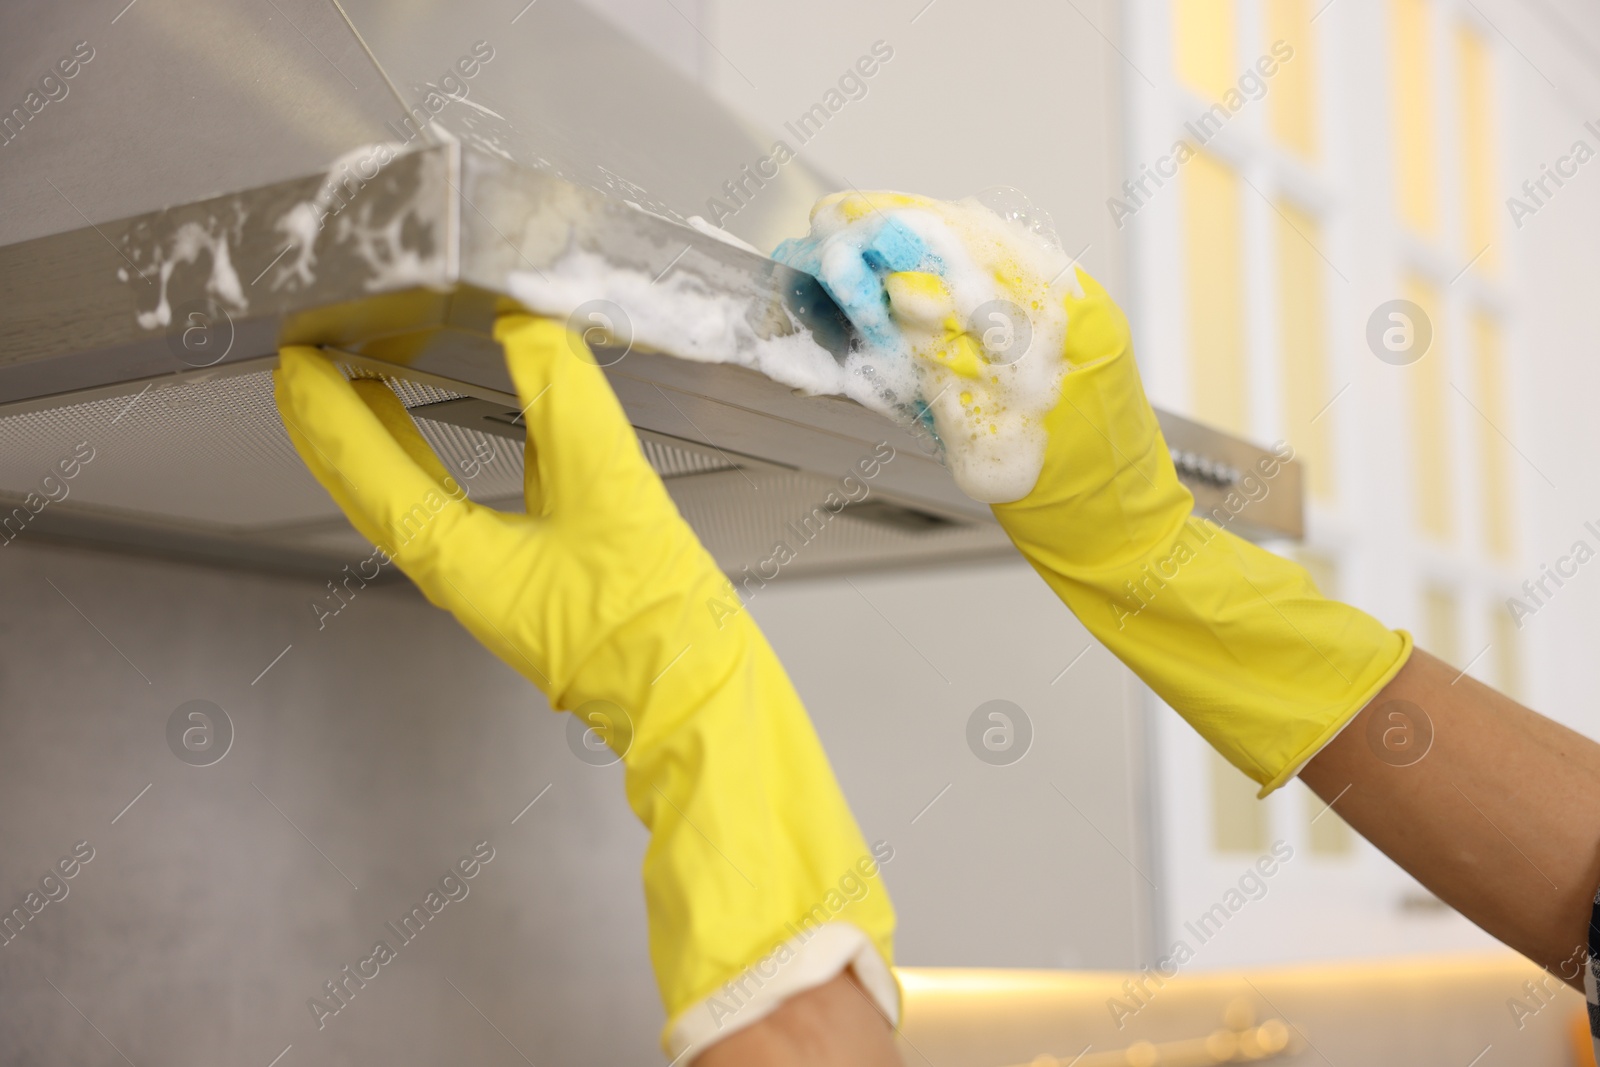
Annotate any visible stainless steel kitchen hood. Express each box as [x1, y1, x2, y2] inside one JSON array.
[[0, 1, 1301, 578]]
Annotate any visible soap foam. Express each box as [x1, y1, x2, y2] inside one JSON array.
[[131, 219, 249, 331], [273, 142, 444, 294], [509, 191, 1077, 503], [271, 145, 1075, 504], [776, 191, 1079, 503], [507, 249, 887, 403]]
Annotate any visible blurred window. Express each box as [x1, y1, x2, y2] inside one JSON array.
[[1278, 200, 1334, 500], [1393, 0, 1438, 233], [1405, 276, 1451, 541], [1175, 0, 1238, 101], [1458, 25, 1497, 272], [1491, 605, 1522, 701], [1470, 312, 1512, 558], [1267, 0, 1319, 158], [1423, 584, 1461, 664], [1210, 749, 1269, 852], [1184, 152, 1249, 434]]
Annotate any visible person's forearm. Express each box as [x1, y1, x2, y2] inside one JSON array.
[[1301, 648, 1600, 989], [693, 970, 905, 1067]]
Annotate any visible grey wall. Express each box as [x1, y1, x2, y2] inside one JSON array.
[[749, 561, 1154, 972], [0, 536, 1150, 1066], [0, 539, 656, 1066]]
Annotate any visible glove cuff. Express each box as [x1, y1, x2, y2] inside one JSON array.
[[661, 922, 899, 1059], [1009, 512, 1415, 790], [1255, 627, 1413, 796]]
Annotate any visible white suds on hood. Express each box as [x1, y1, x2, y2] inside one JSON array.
[[132, 219, 249, 331], [513, 191, 1080, 503], [272, 142, 444, 294]]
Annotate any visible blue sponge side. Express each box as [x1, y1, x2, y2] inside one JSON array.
[[862, 218, 930, 273], [771, 236, 819, 274], [772, 218, 946, 349]]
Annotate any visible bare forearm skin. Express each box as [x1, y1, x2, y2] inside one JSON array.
[[1302, 648, 1600, 989]]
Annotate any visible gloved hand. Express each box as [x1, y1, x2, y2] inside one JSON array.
[[786, 191, 1412, 794], [983, 269, 1412, 793], [273, 315, 898, 1057]]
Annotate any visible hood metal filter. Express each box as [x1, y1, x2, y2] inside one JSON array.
[[0, 366, 1020, 576]]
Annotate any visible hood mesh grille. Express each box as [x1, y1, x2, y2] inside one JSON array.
[[0, 370, 1006, 575], [0, 373, 330, 527]]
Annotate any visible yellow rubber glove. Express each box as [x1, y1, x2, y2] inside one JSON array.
[[273, 315, 898, 1057], [991, 273, 1409, 794], [835, 189, 1411, 794]]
